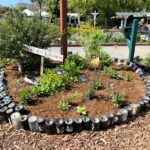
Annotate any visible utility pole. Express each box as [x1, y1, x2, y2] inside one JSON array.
[[60, 0, 67, 63]]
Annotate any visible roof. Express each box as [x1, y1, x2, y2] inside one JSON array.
[[41, 11, 49, 18], [22, 9, 49, 18], [22, 9, 34, 17], [115, 12, 150, 19]]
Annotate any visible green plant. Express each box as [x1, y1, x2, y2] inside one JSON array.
[[57, 101, 71, 111], [125, 72, 132, 82], [111, 91, 125, 107], [76, 106, 87, 115], [32, 69, 63, 96], [90, 80, 103, 90], [61, 59, 80, 77], [63, 92, 83, 104], [103, 67, 119, 79], [140, 54, 150, 67], [67, 54, 87, 69], [0, 57, 16, 68], [18, 88, 32, 104], [0, 9, 59, 61], [61, 59, 80, 89], [98, 50, 112, 68], [86, 87, 94, 95]]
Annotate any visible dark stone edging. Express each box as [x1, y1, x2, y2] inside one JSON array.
[[133, 59, 150, 73], [0, 60, 150, 135]]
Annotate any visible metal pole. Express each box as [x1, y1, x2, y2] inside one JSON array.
[[60, 0, 67, 63]]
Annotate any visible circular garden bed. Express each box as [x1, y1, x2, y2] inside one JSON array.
[[0, 57, 150, 134]]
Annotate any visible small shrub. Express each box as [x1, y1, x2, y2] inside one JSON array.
[[63, 92, 83, 104], [103, 67, 119, 79], [111, 91, 125, 107], [140, 54, 150, 67], [67, 54, 87, 69], [32, 69, 63, 96], [18, 88, 32, 104], [57, 101, 71, 111], [76, 106, 87, 115], [125, 72, 132, 82], [90, 80, 103, 90]]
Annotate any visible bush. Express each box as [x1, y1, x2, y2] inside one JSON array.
[[103, 67, 119, 79], [0, 9, 59, 62], [18, 88, 32, 104], [83, 31, 112, 68], [0, 57, 16, 68], [32, 58, 81, 96], [67, 54, 87, 69], [32, 69, 63, 96]]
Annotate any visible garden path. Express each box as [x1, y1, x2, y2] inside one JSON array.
[[50, 45, 150, 59]]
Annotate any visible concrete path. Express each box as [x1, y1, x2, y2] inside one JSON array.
[[50, 45, 150, 59]]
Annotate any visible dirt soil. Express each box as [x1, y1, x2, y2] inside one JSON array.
[[5, 64, 145, 119]]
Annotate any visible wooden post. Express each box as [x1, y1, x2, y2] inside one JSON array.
[[40, 56, 44, 75], [60, 0, 67, 63]]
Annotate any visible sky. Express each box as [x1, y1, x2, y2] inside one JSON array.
[[0, 0, 31, 7]]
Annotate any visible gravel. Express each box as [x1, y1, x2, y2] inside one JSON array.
[[0, 109, 150, 150]]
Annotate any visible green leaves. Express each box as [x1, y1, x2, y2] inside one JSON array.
[[76, 106, 87, 115], [140, 54, 150, 67], [125, 72, 133, 82], [57, 101, 71, 111], [18, 88, 32, 105], [103, 67, 119, 79], [0, 9, 59, 60], [111, 91, 125, 107]]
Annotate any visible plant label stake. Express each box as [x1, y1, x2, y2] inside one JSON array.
[[24, 45, 63, 75], [124, 19, 139, 62]]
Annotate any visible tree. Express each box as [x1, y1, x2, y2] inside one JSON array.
[[45, 0, 59, 24], [68, 0, 96, 24], [0, 9, 59, 61]]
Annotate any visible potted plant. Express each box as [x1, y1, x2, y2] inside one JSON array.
[[85, 88, 94, 101]]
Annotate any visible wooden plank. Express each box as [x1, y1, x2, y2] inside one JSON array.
[[24, 45, 63, 62]]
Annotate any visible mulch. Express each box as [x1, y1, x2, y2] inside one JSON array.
[[1, 109, 150, 150], [4, 64, 145, 119]]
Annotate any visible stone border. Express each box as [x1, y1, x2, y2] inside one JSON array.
[[133, 59, 150, 73], [0, 59, 150, 134]]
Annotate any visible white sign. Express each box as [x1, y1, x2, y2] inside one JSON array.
[[24, 45, 63, 62]]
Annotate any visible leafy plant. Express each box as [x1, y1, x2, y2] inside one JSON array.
[[125, 72, 132, 82], [90, 80, 103, 90], [61, 59, 80, 77], [103, 67, 119, 79], [140, 54, 150, 67], [32, 69, 63, 96], [86, 87, 94, 95], [63, 92, 83, 104], [111, 91, 125, 107], [61, 59, 80, 89], [57, 101, 71, 111], [98, 50, 112, 68], [76, 106, 87, 115], [67, 54, 87, 69], [18, 88, 32, 104]]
